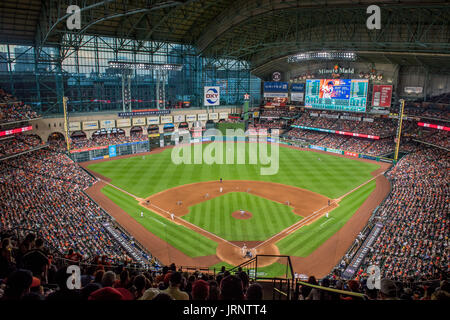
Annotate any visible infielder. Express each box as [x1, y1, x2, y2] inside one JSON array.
[[240, 209, 245, 216], [219, 187, 223, 193], [140, 211, 144, 218], [170, 212, 175, 220]]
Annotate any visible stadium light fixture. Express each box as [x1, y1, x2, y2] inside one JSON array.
[[287, 51, 357, 63], [108, 61, 183, 71]]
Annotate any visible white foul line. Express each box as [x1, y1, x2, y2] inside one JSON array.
[[253, 171, 385, 249]]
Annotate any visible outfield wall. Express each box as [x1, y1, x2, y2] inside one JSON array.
[[71, 135, 394, 164]]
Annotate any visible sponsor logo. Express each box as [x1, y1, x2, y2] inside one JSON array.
[[206, 88, 219, 104]]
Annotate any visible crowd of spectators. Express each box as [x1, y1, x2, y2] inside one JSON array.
[[317, 135, 348, 149], [339, 148, 449, 283], [0, 245, 265, 301], [0, 148, 137, 267], [0, 134, 44, 158], [70, 133, 147, 150], [411, 129, 450, 149], [293, 111, 398, 137], [259, 109, 298, 118], [0, 89, 40, 124], [364, 138, 395, 156], [296, 274, 449, 300]]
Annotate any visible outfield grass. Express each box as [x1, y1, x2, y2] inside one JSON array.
[[101, 185, 217, 257], [276, 180, 376, 256], [182, 192, 302, 241], [88, 143, 379, 199]]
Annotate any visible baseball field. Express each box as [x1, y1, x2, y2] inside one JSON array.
[[83, 142, 391, 278]]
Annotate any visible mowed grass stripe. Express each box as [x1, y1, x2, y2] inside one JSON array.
[[276, 180, 376, 257], [88, 143, 379, 199], [183, 192, 302, 241], [101, 185, 217, 257]]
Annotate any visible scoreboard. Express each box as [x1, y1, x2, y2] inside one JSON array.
[[305, 79, 368, 112]]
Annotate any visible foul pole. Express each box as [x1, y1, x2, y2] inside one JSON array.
[[394, 99, 405, 162], [62, 96, 71, 154]]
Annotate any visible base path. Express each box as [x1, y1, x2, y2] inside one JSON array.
[[83, 144, 392, 277]]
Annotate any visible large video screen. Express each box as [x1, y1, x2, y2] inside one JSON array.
[[305, 79, 368, 112]]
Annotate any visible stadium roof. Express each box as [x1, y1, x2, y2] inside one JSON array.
[[1, 0, 449, 74]]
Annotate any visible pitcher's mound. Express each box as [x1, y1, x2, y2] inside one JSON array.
[[232, 211, 252, 220]]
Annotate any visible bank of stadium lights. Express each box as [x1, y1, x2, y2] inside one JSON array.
[[287, 51, 356, 63], [108, 61, 183, 71]]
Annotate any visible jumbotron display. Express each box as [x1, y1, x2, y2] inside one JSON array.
[[305, 79, 368, 112]]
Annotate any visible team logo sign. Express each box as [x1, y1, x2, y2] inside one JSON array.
[[204, 86, 220, 106], [272, 71, 281, 81]]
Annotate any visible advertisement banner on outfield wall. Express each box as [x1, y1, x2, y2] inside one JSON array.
[[186, 115, 197, 122], [173, 115, 185, 123], [208, 113, 218, 120], [147, 116, 159, 125], [132, 118, 146, 126], [344, 151, 359, 157], [360, 154, 378, 161], [108, 145, 117, 158], [219, 112, 228, 119], [309, 145, 325, 151], [69, 122, 81, 131], [100, 120, 116, 129], [204, 86, 220, 106], [116, 119, 131, 128], [82, 121, 99, 130], [160, 116, 173, 124], [198, 114, 208, 121], [326, 148, 343, 154]]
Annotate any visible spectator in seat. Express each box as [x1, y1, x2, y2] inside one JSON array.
[[219, 275, 244, 300], [378, 278, 399, 300], [207, 280, 220, 301], [46, 266, 82, 301], [246, 283, 263, 300], [1, 269, 33, 301], [101, 271, 116, 288], [162, 271, 189, 300], [22, 238, 49, 281], [0, 238, 15, 279], [133, 274, 146, 299], [192, 279, 209, 301]]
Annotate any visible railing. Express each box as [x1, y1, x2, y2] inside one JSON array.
[[294, 280, 367, 300], [228, 255, 295, 300]]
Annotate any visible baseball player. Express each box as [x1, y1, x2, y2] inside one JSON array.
[[170, 212, 175, 220], [240, 209, 245, 216], [241, 243, 248, 257], [205, 193, 209, 198], [140, 212, 144, 218], [220, 187, 223, 193], [326, 212, 329, 218]]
